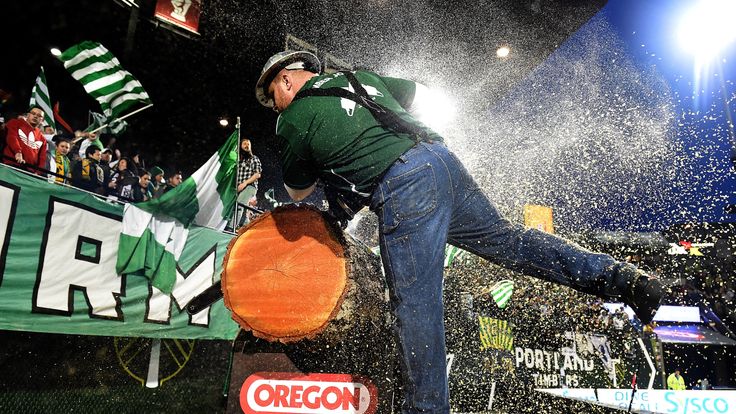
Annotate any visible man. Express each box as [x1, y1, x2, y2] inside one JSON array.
[[162, 171, 182, 194], [667, 369, 686, 390], [76, 130, 102, 160], [2, 105, 47, 175], [0, 115, 6, 142], [148, 166, 165, 198], [233, 138, 262, 227], [255, 51, 665, 413], [52, 135, 72, 184], [42, 125, 57, 172], [99, 148, 114, 194], [131, 170, 152, 202], [72, 146, 104, 194]]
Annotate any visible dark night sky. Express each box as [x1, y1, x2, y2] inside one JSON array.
[[0, 0, 604, 202]]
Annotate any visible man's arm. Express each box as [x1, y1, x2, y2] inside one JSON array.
[[4, 121, 24, 163], [237, 172, 261, 192], [285, 183, 316, 201], [380, 75, 431, 115], [237, 157, 263, 192]]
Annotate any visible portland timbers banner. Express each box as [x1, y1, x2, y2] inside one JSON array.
[[0, 165, 239, 340]]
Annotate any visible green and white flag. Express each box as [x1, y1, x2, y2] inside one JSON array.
[[371, 244, 471, 268], [29, 66, 56, 129], [490, 279, 514, 309], [444, 244, 469, 267], [86, 111, 128, 136], [116, 131, 238, 293], [58, 41, 152, 118]]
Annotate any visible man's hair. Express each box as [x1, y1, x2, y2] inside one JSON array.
[[139, 169, 151, 178], [28, 104, 43, 114], [85, 145, 100, 157]]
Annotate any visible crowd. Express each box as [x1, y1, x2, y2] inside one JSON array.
[[1, 105, 262, 229], [1, 105, 181, 202]]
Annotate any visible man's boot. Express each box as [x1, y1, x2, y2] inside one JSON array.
[[616, 265, 665, 325]]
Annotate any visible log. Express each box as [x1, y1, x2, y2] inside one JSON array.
[[222, 205, 387, 344]]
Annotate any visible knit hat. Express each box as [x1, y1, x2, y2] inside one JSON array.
[[150, 166, 164, 177]]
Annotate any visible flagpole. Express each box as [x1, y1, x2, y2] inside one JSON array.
[[76, 103, 153, 142], [234, 116, 241, 228]]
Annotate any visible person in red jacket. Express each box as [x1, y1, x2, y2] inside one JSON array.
[[2, 105, 47, 175]]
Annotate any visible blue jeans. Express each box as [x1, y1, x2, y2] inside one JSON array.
[[369, 142, 625, 413]]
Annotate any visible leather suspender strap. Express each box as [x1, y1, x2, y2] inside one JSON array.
[[293, 71, 430, 143]]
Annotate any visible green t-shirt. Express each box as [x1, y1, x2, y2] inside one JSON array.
[[275, 70, 442, 197]]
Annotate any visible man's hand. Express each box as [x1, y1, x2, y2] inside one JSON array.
[[14, 152, 25, 164]]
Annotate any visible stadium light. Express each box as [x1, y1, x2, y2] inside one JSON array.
[[412, 87, 456, 132], [496, 46, 511, 58], [677, 0, 736, 61], [219, 118, 229, 127], [50, 47, 62, 57]]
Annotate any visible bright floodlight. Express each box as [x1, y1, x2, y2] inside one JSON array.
[[411, 86, 456, 132], [219, 118, 229, 127], [496, 46, 510, 58], [677, 0, 736, 60], [50, 47, 62, 57]]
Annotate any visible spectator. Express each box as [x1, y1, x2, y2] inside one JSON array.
[[693, 378, 710, 390], [131, 170, 152, 202], [233, 138, 262, 227], [110, 157, 138, 200], [99, 148, 114, 195], [42, 126, 57, 172], [76, 130, 102, 160], [667, 369, 686, 390], [129, 151, 144, 176], [72, 146, 104, 194], [612, 306, 627, 331], [2, 105, 47, 175], [52, 135, 72, 184], [148, 166, 165, 198], [0, 115, 6, 144], [162, 171, 183, 194]]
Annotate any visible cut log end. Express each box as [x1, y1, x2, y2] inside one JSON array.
[[222, 205, 350, 343]]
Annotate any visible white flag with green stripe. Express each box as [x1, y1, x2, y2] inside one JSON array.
[[116, 131, 238, 293], [86, 111, 128, 136], [58, 41, 152, 118], [29, 66, 55, 129], [489, 279, 514, 309], [444, 244, 469, 267]]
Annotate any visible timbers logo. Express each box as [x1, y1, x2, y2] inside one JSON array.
[[240, 372, 377, 414]]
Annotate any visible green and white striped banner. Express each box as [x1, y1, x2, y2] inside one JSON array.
[[490, 279, 514, 309], [58, 41, 152, 118], [86, 111, 128, 136], [444, 244, 469, 267], [117, 131, 238, 293], [29, 66, 55, 129]]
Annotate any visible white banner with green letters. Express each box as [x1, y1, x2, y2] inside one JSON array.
[[0, 165, 239, 340]]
